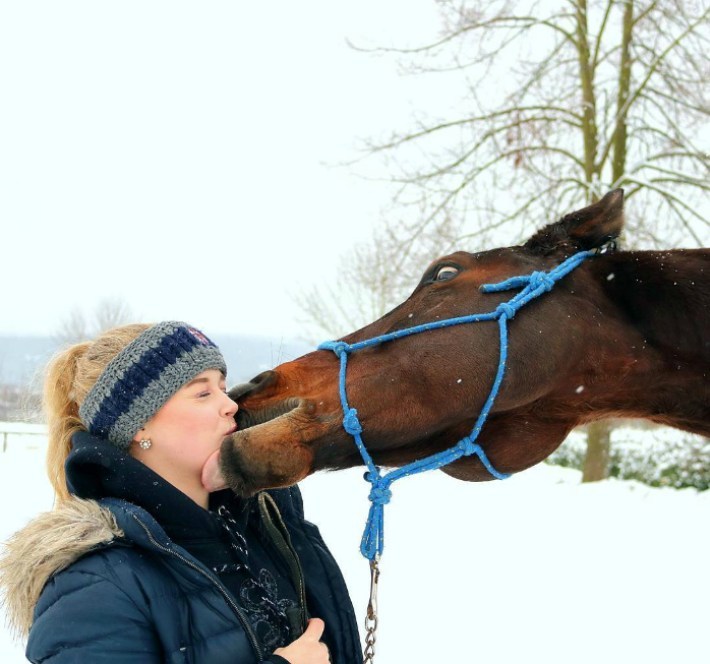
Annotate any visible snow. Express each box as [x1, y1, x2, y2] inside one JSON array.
[[1, 431, 708, 663], [552, 427, 710, 490]]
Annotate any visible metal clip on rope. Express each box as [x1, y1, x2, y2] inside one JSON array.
[[363, 556, 380, 664]]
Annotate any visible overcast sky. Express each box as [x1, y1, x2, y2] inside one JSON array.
[[1, 1, 447, 340]]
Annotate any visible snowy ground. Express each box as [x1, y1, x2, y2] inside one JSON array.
[[1, 428, 708, 663]]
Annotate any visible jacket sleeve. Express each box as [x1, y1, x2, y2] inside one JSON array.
[[26, 567, 162, 663]]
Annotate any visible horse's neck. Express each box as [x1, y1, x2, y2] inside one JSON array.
[[596, 249, 710, 363], [586, 249, 710, 435]]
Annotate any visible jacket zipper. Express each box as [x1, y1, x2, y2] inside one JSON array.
[[131, 514, 264, 661], [257, 493, 308, 635], [275, 536, 306, 614]]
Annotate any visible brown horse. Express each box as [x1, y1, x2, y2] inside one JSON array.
[[205, 190, 709, 497]]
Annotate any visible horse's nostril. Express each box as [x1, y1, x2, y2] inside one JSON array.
[[235, 409, 253, 430], [228, 370, 277, 401], [250, 370, 277, 387]]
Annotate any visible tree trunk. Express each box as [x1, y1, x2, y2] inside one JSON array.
[[611, 0, 634, 183], [582, 421, 612, 482], [574, 0, 599, 184]]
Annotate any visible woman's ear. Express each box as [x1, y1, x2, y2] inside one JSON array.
[[132, 427, 151, 445]]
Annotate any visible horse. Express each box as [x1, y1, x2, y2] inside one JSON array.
[[205, 190, 709, 497]]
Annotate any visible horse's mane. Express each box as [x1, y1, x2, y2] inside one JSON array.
[[593, 248, 710, 363]]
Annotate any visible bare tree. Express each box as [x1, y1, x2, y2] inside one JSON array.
[[297, 209, 464, 340], [94, 297, 134, 333], [359, 0, 708, 244], [54, 307, 90, 347], [301, 0, 710, 477], [54, 298, 136, 347]]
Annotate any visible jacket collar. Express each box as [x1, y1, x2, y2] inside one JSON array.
[[66, 430, 252, 542]]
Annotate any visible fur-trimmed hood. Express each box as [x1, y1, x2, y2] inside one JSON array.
[[0, 497, 122, 638]]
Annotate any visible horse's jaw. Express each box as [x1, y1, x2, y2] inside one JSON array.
[[213, 398, 516, 495], [214, 398, 350, 497]]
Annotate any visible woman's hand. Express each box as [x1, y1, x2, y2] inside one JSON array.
[[273, 618, 330, 664]]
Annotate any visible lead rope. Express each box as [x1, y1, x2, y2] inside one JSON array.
[[318, 249, 596, 663]]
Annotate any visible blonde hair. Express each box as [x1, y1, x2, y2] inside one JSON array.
[[44, 324, 150, 502]]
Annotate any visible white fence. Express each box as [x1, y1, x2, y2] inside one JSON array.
[[0, 421, 47, 452]]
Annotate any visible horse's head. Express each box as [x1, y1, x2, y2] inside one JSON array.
[[213, 191, 628, 496]]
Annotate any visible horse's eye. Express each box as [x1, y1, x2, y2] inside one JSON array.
[[435, 266, 459, 282]]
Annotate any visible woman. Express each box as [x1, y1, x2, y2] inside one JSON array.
[[0, 321, 361, 663]]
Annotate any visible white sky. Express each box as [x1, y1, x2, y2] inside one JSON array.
[[0, 1, 445, 339]]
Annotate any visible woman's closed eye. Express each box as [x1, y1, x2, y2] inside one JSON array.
[[197, 387, 228, 398]]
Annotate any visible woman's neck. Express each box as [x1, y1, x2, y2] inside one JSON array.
[[130, 447, 211, 509], [175, 480, 210, 509], [155, 469, 210, 510]]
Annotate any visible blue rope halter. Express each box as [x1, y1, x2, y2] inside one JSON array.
[[318, 249, 595, 561]]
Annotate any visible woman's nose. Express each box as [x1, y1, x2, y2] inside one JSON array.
[[222, 392, 239, 417]]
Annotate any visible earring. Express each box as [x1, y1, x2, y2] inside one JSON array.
[[138, 438, 152, 450]]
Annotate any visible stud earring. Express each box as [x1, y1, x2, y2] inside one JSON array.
[[138, 438, 152, 450]]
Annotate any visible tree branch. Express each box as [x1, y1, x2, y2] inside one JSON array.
[[624, 7, 710, 121]]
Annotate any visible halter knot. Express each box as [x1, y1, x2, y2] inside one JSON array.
[[343, 408, 363, 435], [368, 484, 392, 506], [456, 436, 479, 457], [529, 271, 556, 292], [318, 340, 350, 358], [496, 302, 517, 320]]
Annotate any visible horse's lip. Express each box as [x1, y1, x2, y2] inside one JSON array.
[[236, 397, 304, 430]]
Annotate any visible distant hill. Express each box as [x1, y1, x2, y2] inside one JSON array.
[[0, 334, 315, 389], [0, 336, 57, 388]]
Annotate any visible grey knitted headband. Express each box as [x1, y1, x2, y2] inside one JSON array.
[[78, 321, 227, 450]]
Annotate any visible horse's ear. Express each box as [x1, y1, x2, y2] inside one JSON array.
[[525, 189, 625, 255]]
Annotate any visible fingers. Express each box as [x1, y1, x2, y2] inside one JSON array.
[[304, 617, 325, 641], [272, 618, 330, 664]]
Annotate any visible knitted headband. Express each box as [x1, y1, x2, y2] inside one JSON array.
[[78, 321, 227, 450]]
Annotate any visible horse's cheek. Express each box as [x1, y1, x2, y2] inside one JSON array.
[[498, 320, 582, 409]]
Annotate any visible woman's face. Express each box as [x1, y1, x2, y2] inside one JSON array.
[[134, 369, 238, 489]]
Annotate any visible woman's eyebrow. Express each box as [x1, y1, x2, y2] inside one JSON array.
[[185, 377, 210, 387], [185, 376, 227, 388]]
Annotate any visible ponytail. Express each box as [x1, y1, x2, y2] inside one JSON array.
[[43, 324, 150, 502], [44, 343, 91, 502]]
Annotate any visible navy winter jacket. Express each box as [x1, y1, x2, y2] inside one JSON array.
[[0, 432, 361, 663]]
